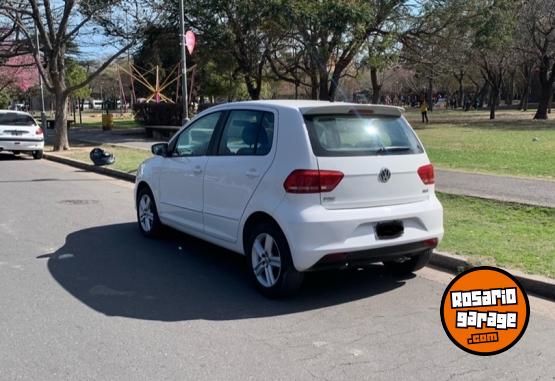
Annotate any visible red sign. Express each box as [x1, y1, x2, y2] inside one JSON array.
[[185, 31, 196, 55]]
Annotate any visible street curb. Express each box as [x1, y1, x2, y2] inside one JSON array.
[[44, 153, 136, 183], [43, 153, 555, 301], [431, 251, 555, 301]]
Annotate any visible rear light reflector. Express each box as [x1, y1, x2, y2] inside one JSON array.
[[423, 238, 438, 247], [284, 169, 344, 193], [36, 127, 43, 135], [418, 164, 435, 185]]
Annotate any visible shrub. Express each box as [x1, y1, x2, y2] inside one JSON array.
[[133, 102, 182, 126]]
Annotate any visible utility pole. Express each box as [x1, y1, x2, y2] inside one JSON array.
[[179, 0, 189, 123], [35, 24, 46, 135]]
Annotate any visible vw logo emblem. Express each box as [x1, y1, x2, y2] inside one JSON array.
[[378, 168, 391, 183]]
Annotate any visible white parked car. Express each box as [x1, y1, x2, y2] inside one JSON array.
[[135, 100, 443, 296], [0, 110, 44, 159]]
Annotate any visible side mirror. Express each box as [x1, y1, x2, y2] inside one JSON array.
[[151, 143, 169, 157]]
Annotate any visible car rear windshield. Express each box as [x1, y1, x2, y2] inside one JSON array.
[[304, 114, 424, 157], [0, 113, 36, 126]]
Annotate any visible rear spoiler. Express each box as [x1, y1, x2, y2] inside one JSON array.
[[300, 104, 404, 117]]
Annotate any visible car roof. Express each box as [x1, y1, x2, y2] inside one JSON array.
[[214, 100, 404, 117], [0, 109, 34, 116]]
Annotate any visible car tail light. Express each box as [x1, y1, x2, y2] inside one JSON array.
[[417, 164, 435, 185], [423, 238, 438, 247], [36, 127, 43, 135], [284, 169, 344, 193]]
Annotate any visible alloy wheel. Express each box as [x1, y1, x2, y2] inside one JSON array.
[[251, 233, 282, 287], [138, 193, 154, 232]]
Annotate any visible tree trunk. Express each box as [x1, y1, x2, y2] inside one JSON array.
[[78, 97, 83, 124], [458, 80, 464, 108], [521, 66, 532, 111], [534, 87, 551, 119], [534, 63, 554, 120], [318, 69, 330, 101], [53, 91, 69, 151], [245, 78, 260, 100], [489, 88, 498, 120], [370, 66, 382, 104], [328, 70, 342, 102], [504, 72, 514, 106], [427, 76, 433, 112]]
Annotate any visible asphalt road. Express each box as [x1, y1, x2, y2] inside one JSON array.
[[1, 152, 555, 380]]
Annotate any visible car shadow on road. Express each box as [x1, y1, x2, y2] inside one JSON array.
[[44, 222, 412, 321], [0, 152, 28, 161]]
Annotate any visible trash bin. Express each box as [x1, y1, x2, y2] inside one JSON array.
[[102, 113, 113, 130]]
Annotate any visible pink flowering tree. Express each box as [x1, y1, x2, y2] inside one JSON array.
[[0, 54, 39, 92]]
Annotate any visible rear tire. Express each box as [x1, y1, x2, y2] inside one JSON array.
[[32, 150, 43, 159], [136, 186, 163, 237], [245, 222, 304, 298], [383, 249, 433, 275]]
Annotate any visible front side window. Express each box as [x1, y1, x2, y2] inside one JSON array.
[[304, 114, 423, 157], [173, 112, 221, 156], [218, 110, 274, 156]]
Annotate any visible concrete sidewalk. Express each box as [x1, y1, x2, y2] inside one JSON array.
[[62, 127, 555, 208]]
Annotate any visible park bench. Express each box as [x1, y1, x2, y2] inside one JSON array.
[[144, 125, 181, 140]]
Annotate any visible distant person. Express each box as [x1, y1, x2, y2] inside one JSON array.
[[420, 100, 429, 123]]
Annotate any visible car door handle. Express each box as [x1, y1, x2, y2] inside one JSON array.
[[193, 165, 203, 175], [245, 169, 260, 178]]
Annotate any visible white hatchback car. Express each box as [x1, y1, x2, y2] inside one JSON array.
[[135, 100, 443, 296], [0, 110, 44, 159]]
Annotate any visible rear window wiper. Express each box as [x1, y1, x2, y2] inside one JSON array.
[[377, 146, 413, 154]]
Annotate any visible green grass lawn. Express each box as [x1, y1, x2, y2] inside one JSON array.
[[438, 193, 555, 278], [59, 144, 152, 174], [406, 109, 555, 179], [77, 118, 140, 129], [70, 111, 139, 129]]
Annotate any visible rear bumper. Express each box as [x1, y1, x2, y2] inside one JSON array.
[[0, 138, 44, 152], [308, 239, 437, 271], [274, 194, 444, 271]]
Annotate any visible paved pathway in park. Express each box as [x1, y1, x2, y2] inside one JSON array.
[[436, 169, 555, 208], [60, 127, 555, 208]]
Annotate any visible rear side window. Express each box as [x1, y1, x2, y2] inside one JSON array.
[[0, 113, 36, 126], [304, 114, 423, 157], [218, 110, 274, 156]]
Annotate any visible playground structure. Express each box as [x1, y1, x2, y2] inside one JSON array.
[[116, 62, 196, 108]]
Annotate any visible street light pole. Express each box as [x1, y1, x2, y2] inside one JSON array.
[[179, 0, 189, 123], [35, 24, 46, 136]]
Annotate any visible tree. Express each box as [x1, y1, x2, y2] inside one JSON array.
[[66, 61, 91, 100], [270, 0, 415, 101], [181, 0, 281, 100], [520, 0, 555, 119], [0, 0, 156, 150], [366, 34, 400, 104], [469, 0, 517, 119], [0, 88, 10, 108]]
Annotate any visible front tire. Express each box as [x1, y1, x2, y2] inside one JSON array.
[[246, 222, 304, 298], [32, 150, 43, 159], [383, 249, 433, 275], [136, 186, 163, 237]]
